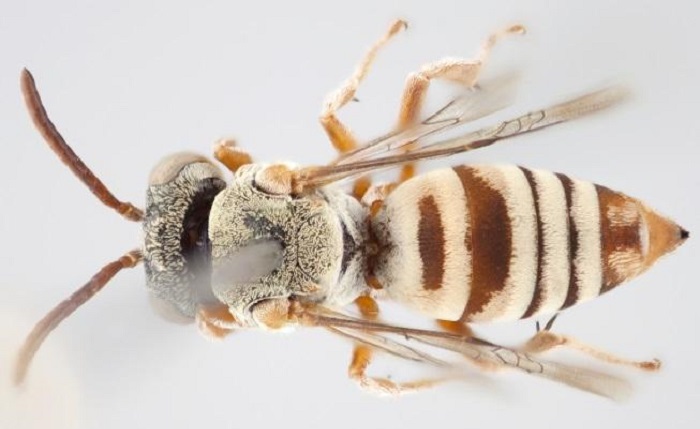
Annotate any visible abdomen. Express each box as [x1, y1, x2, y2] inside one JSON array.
[[370, 165, 686, 323]]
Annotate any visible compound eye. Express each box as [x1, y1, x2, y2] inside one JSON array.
[[149, 152, 216, 186], [148, 294, 194, 325]]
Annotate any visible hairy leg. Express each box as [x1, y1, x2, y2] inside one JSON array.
[[347, 295, 450, 395], [521, 328, 661, 371], [395, 24, 525, 183], [320, 20, 407, 198], [213, 138, 253, 173]]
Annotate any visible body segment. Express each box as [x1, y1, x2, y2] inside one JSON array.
[[207, 164, 369, 325], [371, 165, 686, 322]]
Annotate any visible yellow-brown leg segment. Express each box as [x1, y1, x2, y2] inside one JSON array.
[[348, 295, 447, 395], [437, 319, 474, 337], [521, 329, 661, 372], [214, 138, 253, 173], [351, 177, 372, 201], [396, 24, 526, 183], [320, 19, 407, 199], [320, 19, 407, 153]]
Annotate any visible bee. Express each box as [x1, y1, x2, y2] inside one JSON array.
[[14, 20, 687, 400]]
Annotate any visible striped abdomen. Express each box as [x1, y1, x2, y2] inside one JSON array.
[[370, 165, 687, 322]]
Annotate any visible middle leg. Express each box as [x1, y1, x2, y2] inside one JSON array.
[[347, 295, 450, 395], [320, 19, 407, 199]]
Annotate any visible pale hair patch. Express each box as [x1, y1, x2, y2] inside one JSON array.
[[528, 168, 571, 315], [570, 179, 603, 304]]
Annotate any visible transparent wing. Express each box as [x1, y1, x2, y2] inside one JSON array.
[[295, 86, 628, 190], [304, 308, 632, 401], [327, 326, 450, 366], [334, 73, 519, 166]]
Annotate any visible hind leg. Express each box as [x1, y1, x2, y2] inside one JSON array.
[[394, 24, 525, 183], [521, 316, 660, 371], [521, 330, 661, 371]]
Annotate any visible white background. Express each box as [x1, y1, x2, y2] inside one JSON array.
[[1, 1, 698, 428]]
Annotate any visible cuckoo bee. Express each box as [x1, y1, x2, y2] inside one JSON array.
[[15, 21, 687, 400]]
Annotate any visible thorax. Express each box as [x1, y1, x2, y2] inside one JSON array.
[[208, 164, 369, 324]]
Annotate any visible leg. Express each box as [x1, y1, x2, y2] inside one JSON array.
[[348, 296, 448, 395], [395, 24, 525, 183], [320, 19, 406, 154], [320, 19, 407, 199], [214, 138, 253, 173], [437, 319, 474, 337], [521, 324, 661, 372], [351, 177, 372, 201]]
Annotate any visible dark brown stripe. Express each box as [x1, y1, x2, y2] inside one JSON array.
[[418, 195, 445, 290], [557, 173, 580, 310], [520, 167, 544, 318], [453, 166, 512, 320], [596, 185, 642, 292]]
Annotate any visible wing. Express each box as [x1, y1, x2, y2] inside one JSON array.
[[334, 73, 520, 166], [302, 307, 632, 401], [294, 85, 628, 190]]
